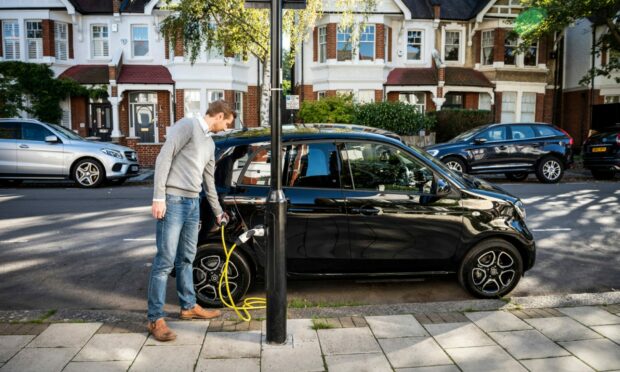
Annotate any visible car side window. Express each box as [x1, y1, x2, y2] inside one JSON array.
[[535, 125, 557, 138], [0, 123, 21, 139], [283, 142, 340, 189], [341, 142, 434, 194], [239, 144, 273, 186], [215, 145, 251, 188], [22, 123, 53, 142], [511, 125, 536, 140], [478, 127, 507, 142]]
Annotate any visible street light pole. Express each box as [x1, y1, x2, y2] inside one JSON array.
[[266, 0, 287, 344]]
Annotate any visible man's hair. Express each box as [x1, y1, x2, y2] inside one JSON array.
[[206, 100, 235, 119]]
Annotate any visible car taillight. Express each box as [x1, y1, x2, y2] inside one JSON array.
[[616, 133, 620, 145], [558, 128, 573, 146]]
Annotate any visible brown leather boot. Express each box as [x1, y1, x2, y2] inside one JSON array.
[[147, 318, 177, 342], [180, 304, 222, 320]]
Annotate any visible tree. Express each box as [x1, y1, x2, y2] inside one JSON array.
[[160, 0, 377, 126], [517, 0, 620, 84]]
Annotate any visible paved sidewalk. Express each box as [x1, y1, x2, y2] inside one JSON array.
[[1, 304, 619, 372]]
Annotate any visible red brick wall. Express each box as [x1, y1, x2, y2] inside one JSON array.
[[426, 93, 436, 112], [326, 90, 337, 98], [376, 24, 385, 60], [245, 86, 260, 127], [473, 31, 481, 64], [71, 96, 88, 137], [494, 28, 504, 63], [387, 92, 399, 102], [174, 31, 184, 57], [120, 92, 129, 137], [157, 91, 171, 143], [297, 85, 316, 103], [42, 20, 54, 57], [374, 90, 383, 102], [538, 35, 548, 65], [464, 93, 479, 110], [543, 89, 554, 123], [561, 89, 603, 146], [174, 89, 184, 122], [68, 24, 74, 59], [164, 35, 169, 60], [313, 27, 318, 62], [327, 24, 337, 60], [494, 91, 503, 122], [133, 144, 163, 167], [224, 90, 235, 128], [387, 27, 392, 62], [535, 93, 545, 122]]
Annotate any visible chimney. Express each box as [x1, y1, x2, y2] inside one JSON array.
[[113, 0, 121, 14], [432, 1, 441, 20]]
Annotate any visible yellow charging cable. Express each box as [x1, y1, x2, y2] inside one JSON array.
[[218, 226, 266, 321]]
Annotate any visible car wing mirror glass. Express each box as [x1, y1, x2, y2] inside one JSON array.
[[45, 135, 59, 143], [436, 177, 451, 197], [474, 138, 487, 145]]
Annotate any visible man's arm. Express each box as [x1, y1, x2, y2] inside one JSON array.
[[203, 143, 224, 219], [152, 121, 192, 218]]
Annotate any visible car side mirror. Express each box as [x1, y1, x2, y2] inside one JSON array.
[[45, 135, 59, 143], [436, 178, 451, 197], [473, 138, 487, 145]]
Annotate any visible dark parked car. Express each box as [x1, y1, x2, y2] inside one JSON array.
[[192, 124, 535, 306], [582, 126, 620, 180], [425, 123, 573, 183]]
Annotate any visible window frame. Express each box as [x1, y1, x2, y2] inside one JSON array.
[[476, 125, 508, 143], [2, 20, 21, 60], [25, 20, 43, 61], [283, 141, 342, 190], [336, 26, 353, 62], [318, 26, 327, 63], [399, 92, 426, 114], [358, 24, 375, 62], [54, 22, 68, 61], [481, 30, 494, 66], [500, 91, 517, 123], [183, 89, 201, 118], [520, 92, 537, 122], [21, 122, 54, 142], [90, 24, 109, 59], [504, 33, 518, 66], [131, 24, 149, 58], [406, 30, 423, 61], [509, 124, 536, 141], [234, 91, 243, 128], [444, 30, 461, 63]]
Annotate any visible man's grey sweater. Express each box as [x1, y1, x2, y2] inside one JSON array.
[[153, 117, 223, 217]]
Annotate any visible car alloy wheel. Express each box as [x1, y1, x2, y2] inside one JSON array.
[[536, 157, 564, 183], [459, 239, 523, 298], [73, 159, 105, 188], [193, 244, 252, 307], [443, 157, 467, 173]]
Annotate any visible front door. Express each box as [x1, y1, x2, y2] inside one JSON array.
[[340, 141, 463, 273], [16, 122, 64, 176], [90, 103, 112, 141], [468, 125, 510, 172], [134, 104, 156, 143]]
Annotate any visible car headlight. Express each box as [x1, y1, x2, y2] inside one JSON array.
[[101, 148, 123, 159], [514, 200, 526, 220], [427, 149, 439, 157]]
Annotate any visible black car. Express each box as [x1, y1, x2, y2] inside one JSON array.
[[425, 123, 573, 183], [582, 126, 620, 180], [193, 124, 535, 306]]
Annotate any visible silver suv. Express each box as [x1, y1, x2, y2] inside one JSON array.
[[0, 119, 140, 188]]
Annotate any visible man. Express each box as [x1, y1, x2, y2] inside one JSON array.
[[147, 100, 234, 342]]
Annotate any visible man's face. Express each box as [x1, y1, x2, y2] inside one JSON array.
[[208, 113, 234, 133]]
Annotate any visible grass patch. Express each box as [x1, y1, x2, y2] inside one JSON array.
[[288, 298, 361, 309], [462, 307, 475, 313], [500, 297, 512, 304], [9, 309, 57, 324], [311, 318, 335, 330]]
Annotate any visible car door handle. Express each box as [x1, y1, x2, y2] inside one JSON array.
[[19, 144, 29, 149], [351, 207, 381, 216], [498, 145, 508, 150]]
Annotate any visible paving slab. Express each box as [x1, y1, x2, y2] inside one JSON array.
[[0, 335, 34, 362], [424, 322, 495, 349], [261, 341, 324, 372], [395, 366, 461, 372], [0, 347, 79, 372], [520, 356, 595, 372], [559, 338, 620, 371], [129, 345, 201, 372], [488, 330, 570, 359], [63, 361, 133, 372], [465, 311, 531, 332], [366, 315, 428, 338], [318, 327, 381, 355], [379, 337, 452, 369], [591, 324, 620, 344], [145, 321, 209, 346], [73, 333, 147, 362], [524, 317, 603, 342], [28, 323, 101, 348], [445, 345, 527, 372], [325, 352, 392, 372], [195, 358, 260, 372], [201, 331, 261, 359], [286, 319, 319, 345], [558, 306, 620, 326]]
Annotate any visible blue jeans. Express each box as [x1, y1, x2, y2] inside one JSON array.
[[147, 194, 200, 322]]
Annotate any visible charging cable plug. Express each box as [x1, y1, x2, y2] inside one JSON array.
[[235, 225, 265, 245]]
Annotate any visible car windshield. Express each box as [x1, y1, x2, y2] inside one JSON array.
[[447, 126, 484, 143], [47, 123, 85, 141]]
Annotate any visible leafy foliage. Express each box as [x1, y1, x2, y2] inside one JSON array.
[[298, 95, 356, 124], [0, 61, 105, 123], [433, 109, 494, 143], [518, 0, 620, 84], [354, 101, 435, 135]]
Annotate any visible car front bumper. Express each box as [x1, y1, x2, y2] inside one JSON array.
[[101, 157, 140, 180]]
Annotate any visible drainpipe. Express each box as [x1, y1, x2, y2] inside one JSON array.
[[588, 25, 596, 137]]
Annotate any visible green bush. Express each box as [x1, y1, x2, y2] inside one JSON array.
[[354, 101, 435, 135], [434, 109, 494, 143], [298, 95, 355, 124]]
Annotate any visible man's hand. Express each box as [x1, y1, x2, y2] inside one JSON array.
[[216, 211, 230, 226], [152, 201, 166, 219]]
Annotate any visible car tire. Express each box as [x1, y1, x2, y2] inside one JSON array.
[[73, 159, 105, 188], [443, 156, 467, 173], [193, 243, 253, 308], [505, 172, 529, 182], [591, 169, 615, 180], [458, 239, 523, 299], [535, 156, 564, 183]]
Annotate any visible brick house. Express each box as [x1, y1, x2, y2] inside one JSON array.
[[295, 0, 558, 125], [0, 0, 263, 166]]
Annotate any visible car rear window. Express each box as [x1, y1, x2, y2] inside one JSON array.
[[510, 125, 536, 140], [0, 123, 21, 139], [535, 125, 560, 137]]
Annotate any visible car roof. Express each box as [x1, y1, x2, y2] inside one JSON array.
[[214, 123, 403, 146], [0, 118, 44, 124]]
